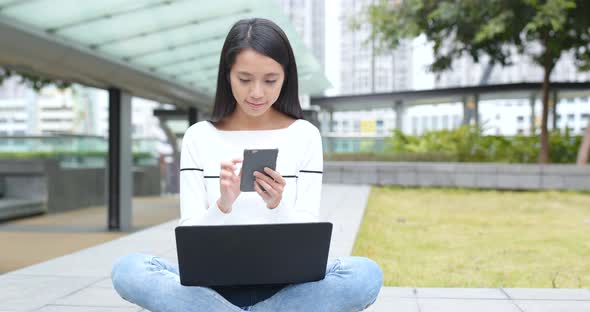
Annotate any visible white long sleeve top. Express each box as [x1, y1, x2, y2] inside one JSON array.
[[179, 119, 323, 226]]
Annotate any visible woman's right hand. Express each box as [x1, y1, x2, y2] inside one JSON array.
[[217, 158, 242, 213]]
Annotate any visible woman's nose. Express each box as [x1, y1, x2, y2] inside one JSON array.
[[250, 82, 264, 98]]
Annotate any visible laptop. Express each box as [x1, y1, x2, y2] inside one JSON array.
[[174, 222, 333, 287]]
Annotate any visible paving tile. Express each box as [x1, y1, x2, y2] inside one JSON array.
[[366, 298, 419, 312], [418, 298, 521, 312], [34, 306, 141, 312], [8, 233, 174, 278], [378, 287, 416, 298], [415, 288, 508, 299], [0, 184, 385, 312], [515, 300, 590, 312], [91, 277, 115, 289], [0, 274, 99, 311], [52, 286, 137, 308], [503, 288, 590, 300]]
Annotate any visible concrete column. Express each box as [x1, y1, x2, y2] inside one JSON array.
[[530, 93, 536, 135], [474, 94, 480, 127], [328, 109, 334, 153], [394, 100, 405, 132], [462, 95, 479, 126], [328, 109, 334, 133], [108, 88, 133, 231], [551, 90, 558, 130]]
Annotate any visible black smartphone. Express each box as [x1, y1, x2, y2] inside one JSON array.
[[240, 148, 279, 192]]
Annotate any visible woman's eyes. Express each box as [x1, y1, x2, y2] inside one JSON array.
[[238, 79, 276, 84]]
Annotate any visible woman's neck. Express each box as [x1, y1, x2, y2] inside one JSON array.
[[216, 108, 294, 131]]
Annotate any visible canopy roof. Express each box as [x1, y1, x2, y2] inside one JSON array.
[[0, 0, 330, 109]]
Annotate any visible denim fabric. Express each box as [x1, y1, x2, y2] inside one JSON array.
[[112, 253, 383, 312]]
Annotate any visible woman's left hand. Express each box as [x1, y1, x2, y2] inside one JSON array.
[[253, 167, 285, 209]]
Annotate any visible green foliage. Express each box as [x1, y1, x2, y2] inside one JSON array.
[[360, 0, 590, 163], [382, 125, 581, 163], [0, 67, 71, 91], [324, 125, 582, 163], [363, 0, 590, 72]]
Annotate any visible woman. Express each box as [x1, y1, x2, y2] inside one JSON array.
[[111, 18, 382, 312]]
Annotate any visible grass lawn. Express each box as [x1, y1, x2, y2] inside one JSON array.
[[352, 187, 590, 288]]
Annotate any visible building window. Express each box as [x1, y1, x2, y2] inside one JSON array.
[[432, 116, 438, 130], [376, 119, 384, 134], [453, 115, 461, 127], [331, 120, 338, 130], [353, 120, 360, 133], [567, 114, 575, 122], [517, 116, 524, 122], [442, 115, 449, 129]]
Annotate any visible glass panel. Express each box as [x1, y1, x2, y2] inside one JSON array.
[[1, 0, 331, 97], [56, 0, 255, 44], [2, 0, 160, 28]]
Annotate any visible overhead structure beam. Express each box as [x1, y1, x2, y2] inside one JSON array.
[[0, 17, 212, 109], [311, 82, 590, 112], [0, 0, 37, 10]]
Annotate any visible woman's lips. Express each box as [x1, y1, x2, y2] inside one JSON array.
[[246, 100, 266, 109]]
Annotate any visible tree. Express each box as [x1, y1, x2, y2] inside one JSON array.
[[362, 0, 590, 164], [0, 67, 71, 91]]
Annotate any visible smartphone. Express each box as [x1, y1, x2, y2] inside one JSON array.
[[240, 148, 279, 192]]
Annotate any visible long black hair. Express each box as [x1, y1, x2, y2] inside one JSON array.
[[210, 18, 302, 122]]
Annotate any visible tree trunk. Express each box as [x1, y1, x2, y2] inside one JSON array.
[[539, 66, 551, 164], [577, 116, 590, 165]]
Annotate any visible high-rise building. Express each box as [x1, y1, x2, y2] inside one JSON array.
[[0, 77, 36, 136], [339, 0, 413, 95], [431, 48, 590, 136], [280, 0, 326, 72], [323, 0, 590, 140], [0, 77, 166, 141], [279, 0, 326, 109], [435, 49, 590, 88]]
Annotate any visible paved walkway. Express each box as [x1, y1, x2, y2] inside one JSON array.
[[0, 196, 180, 273], [1, 184, 589, 311]]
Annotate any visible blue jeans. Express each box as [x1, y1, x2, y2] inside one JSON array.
[[111, 253, 383, 312]]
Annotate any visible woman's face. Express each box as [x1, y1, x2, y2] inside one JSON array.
[[229, 49, 285, 118]]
